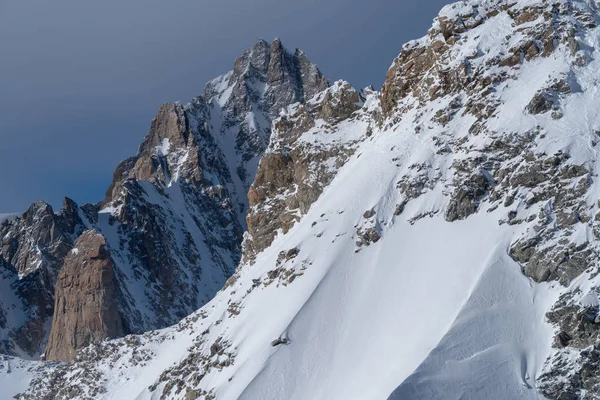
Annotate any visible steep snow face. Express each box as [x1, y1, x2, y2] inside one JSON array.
[[378, 1, 600, 396], [8, 189, 555, 399], [8, 0, 600, 399]]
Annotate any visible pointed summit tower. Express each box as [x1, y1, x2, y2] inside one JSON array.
[[0, 39, 330, 360]]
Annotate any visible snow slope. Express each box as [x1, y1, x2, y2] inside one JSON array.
[[230, 135, 556, 400], [7, 89, 559, 400], [6, 116, 560, 399]]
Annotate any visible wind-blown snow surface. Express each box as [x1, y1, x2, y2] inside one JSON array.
[[213, 125, 559, 400]]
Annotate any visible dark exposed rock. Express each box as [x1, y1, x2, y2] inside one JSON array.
[[526, 91, 555, 114], [102, 157, 138, 207], [509, 237, 539, 264], [277, 248, 300, 265], [363, 209, 376, 219], [547, 301, 600, 350], [526, 79, 573, 115], [356, 228, 382, 247], [445, 171, 491, 222], [45, 231, 124, 362], [394, 201, 407, 216], [270, 338, 290, 347], [539, 294, 600, 398], [2, 201, 74, 278]]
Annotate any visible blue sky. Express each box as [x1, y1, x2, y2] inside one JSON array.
[[0, 0, 451, 212]]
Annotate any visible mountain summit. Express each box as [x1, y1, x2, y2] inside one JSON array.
[[0, 38, 328, 361], [4, 1, 600, 399]]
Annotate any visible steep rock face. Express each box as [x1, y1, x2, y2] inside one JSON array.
[[1, 199, 81, 278], [0, 38, 328, 359], [244, 81, 372, 261], [0, 198, 84, 356], [106, 38, 329, 221], [44, 231, 123, 362], [381, 0, 587, 117], [202, 38, 329, 211]]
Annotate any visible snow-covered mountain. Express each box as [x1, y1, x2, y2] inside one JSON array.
[[0, 38, 328, 360], [4, 0, 600, 398]]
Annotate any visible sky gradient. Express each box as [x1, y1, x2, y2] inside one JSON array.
[[0, 0, 451, 212]]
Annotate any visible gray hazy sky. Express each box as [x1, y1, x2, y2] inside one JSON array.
[[0, 0, 451, 212]]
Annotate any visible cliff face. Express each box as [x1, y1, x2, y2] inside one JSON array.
[[0, 38, 328, 361], [244, 81, 371, 261], [0, 198, 84, 356], [44, 231, 123, 362]]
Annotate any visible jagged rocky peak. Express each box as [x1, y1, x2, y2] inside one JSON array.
[[201, 38, 330, 192], [44, 230, 123, 362], [2, 198, 82, 272], [1, 38, 331, 361], [0, 197, 83, 287], [205, 38, 329, 120], [3, 200, 65, 276], [104, 38, 329, 211]]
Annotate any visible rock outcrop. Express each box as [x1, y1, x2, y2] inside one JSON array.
[[44, 231, 123, 362], [244, 81, 371, 261]]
